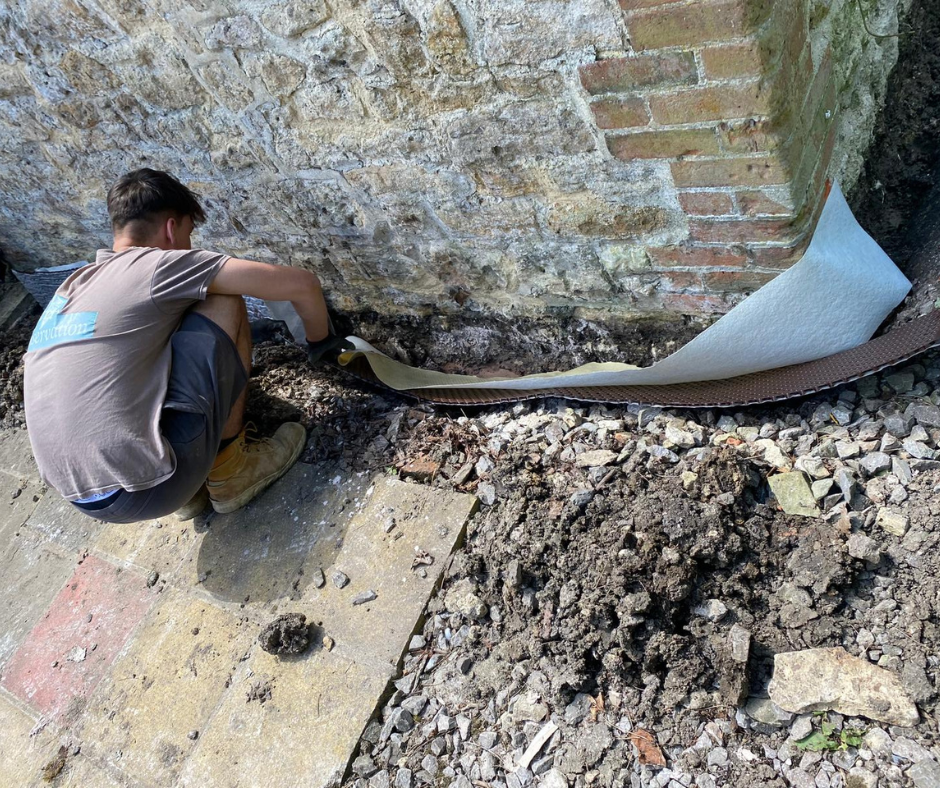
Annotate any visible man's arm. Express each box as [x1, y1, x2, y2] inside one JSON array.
[[208, 258, 329, 342]]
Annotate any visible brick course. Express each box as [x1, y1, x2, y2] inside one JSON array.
[[649, 80, 772, 126], [626, 0, 771, 51], [671, 157, 789, 189], [607, 128, 720, 160], [700, 43, 763, 80], [677, 191, 736, 216], [647, 244, 748, 269], [571, 0, 842, 315], [590, 96, 650, 129], [579, 51, 698, 95]]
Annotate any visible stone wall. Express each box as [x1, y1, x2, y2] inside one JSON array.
[[0, 0, 904, 322]]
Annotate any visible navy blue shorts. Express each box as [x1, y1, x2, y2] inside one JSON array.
[[73, 312, 247, 523]]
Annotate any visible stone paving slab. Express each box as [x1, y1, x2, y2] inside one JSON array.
[[23, 490, 103, 554], [1, 554, 157, 726], [0, 429, 479, 788], [0, 429, 40, 483], [76, 591, 256, 787], [0, 691, 60, 788], [0, 470, 43, 540], [178, 463, 370, 616], [297, 475, 480, 672], [94, 516, 200, 587], [178, 647, 392, 788], [45, 756, 130, 788], [0, 282, 33, 333], [0, 521, 74, 670]]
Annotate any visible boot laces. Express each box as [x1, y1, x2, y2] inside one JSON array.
[[242, 422, 276, 453]]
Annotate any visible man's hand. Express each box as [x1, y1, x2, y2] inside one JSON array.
[[209, 258, 329, 341], [306, 334, 355, 367]]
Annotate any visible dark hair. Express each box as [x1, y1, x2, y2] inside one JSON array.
[[107, 168, 206, 230]]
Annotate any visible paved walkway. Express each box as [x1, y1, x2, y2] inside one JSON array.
[[0, 429, 478, 787]]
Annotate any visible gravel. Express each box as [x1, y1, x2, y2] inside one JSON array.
[[334, 352, 940, 788]]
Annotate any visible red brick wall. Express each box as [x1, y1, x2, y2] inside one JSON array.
[[579, 0, 836, 313]]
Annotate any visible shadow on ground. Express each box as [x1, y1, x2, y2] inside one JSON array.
[[192, 461, 370, 609]]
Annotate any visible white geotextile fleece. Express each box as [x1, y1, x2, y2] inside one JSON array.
[[272, 183, 912, 391]]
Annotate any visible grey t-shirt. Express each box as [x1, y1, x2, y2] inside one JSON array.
[[24, 247, 230, 500]]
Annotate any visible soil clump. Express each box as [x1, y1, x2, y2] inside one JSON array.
[[258, 613, 311, 655]]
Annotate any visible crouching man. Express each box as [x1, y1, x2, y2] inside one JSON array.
[[24, 168, 348, 523]]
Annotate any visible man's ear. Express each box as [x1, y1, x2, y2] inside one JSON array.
[[164, 215, 178, 247]]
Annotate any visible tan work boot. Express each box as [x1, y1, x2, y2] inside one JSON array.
[[207, 423, 306, 514], [175, 484, 209, 521]]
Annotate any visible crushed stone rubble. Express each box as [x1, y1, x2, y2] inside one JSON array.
[[336, 355, 940, 788]]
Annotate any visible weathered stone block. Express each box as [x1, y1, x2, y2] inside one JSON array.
[[482, 0, 621, 66], [111, 36, 207, 110], [546, 194, 670, 240], [204, 15, 263, 50], [366, 3, 430, 79], [199, 59, 255, 110], [58, 51, 118, 94], [438, 196, 539, 237], [426, 0, 474, 75], [293, 79, 365, 122], [445, 102, 595, 166], [260, 0, 329, 38]]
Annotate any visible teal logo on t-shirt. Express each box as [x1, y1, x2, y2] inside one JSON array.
[[28, 295, 98, 351]]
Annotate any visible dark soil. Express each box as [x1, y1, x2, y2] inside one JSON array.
[[258, 613, 311, 655], [0, 313, 35, 430], [443, 436, 862, 722], [851, 0, 940, 269], [335, 308, 708, 377], [41, 745, 69, 782]]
